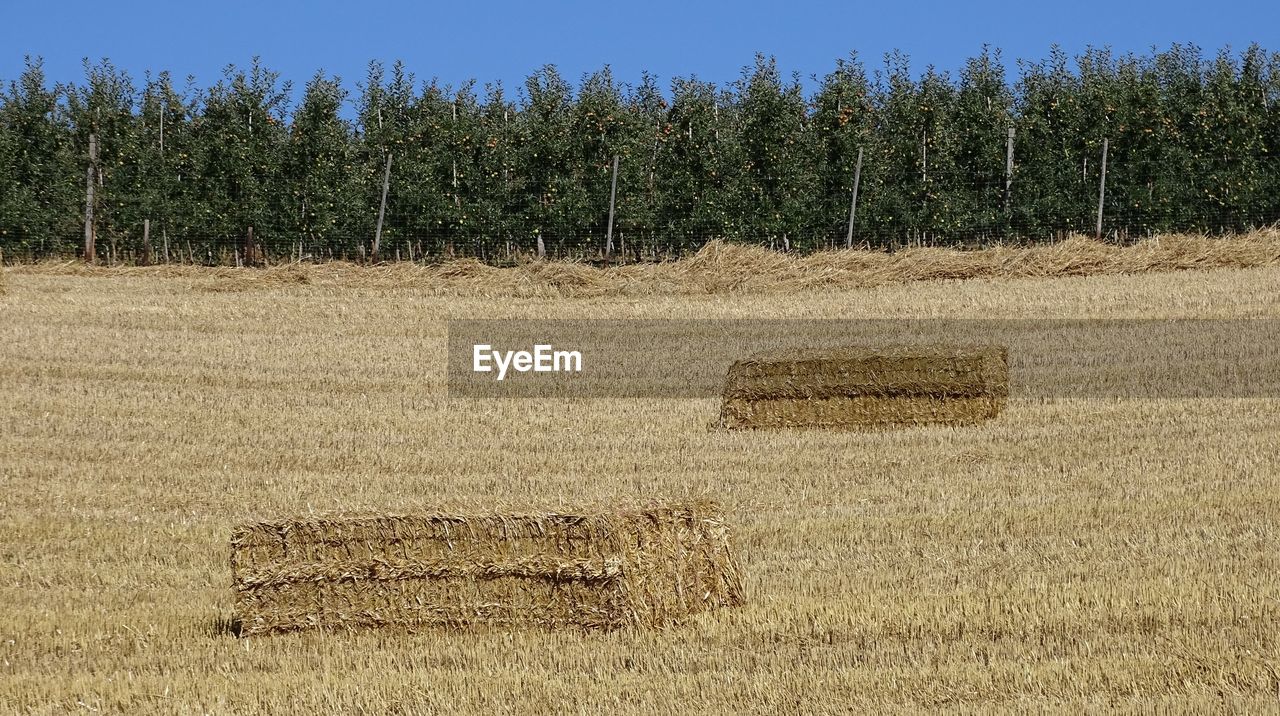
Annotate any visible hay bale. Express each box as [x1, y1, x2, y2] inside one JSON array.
[[230, 500, 744, 636], [720, 345, 1008, 429]]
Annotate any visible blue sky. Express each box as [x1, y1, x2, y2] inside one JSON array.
[[3, 0, 1279, 105]]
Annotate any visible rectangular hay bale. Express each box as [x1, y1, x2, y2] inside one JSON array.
[[720, 345, 1008, 429], [230, 501, 744, 636]]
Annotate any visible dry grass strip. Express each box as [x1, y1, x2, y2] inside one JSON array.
[[13, 229, 1280, 296], [720, 345, 1009, 430], [230, 500, 744, 636]]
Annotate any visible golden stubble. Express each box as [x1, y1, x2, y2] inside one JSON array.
[[2, 259, 1280, 713]]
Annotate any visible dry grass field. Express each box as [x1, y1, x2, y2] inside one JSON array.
[[3, 236, 1280, 713]]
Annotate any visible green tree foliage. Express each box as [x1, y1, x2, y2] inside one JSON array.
[[862, 52, 931, 242], [285, 73, 356, 253], [472, 82, 519, 251], [66, 59, 142, 258], [732, 55, 816, 248], [568, 67, 627, 247], [2, 45, 1279, 262], [655, 76, 728, 247], [135, 71, 198, 254], [192, 59, 291, 250], [0, 58, 78, 252], [950, 48, 1013, 237], [1014, 46, 1092, 236], [616, 72, 666, 251], [812, 54, 873, 245], [518, 65, 576, 254]]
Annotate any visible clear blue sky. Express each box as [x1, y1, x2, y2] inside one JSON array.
[[3, 0, 1279, 106]]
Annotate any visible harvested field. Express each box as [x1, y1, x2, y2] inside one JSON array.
[[720, 345, 1008, 429], [3, 253, 1280, 712], [231, 502, 743, 635], [11, 229, 1280, 297]]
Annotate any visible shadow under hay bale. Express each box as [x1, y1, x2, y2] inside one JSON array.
[[720, 345, 1008, 430], [230, 501, 743, 636]]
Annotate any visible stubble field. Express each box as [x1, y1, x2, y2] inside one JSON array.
[[3, 242, 1280, 713]]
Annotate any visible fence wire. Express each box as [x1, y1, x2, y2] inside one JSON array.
[[4, 154, 1280, 264]]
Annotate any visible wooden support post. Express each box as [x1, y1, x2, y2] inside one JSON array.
[[244, 225, 255, 266], [373, 153, 392, 262], [451, 102, 460, 207], [84, 133, 97, 263], [605, 155, 619, 259], [142, 219, 152, 265], [163, 229, 170, 264], [649, 116, 659, 187], [845, 147, 863, 249], [1096, 138, 1109, 240], [920, 131, 928, 183], [1004, 127, 1015, 215]]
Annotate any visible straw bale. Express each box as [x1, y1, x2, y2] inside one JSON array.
[[230, 501, 743, 636], [721, 345, 1008, 429]]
